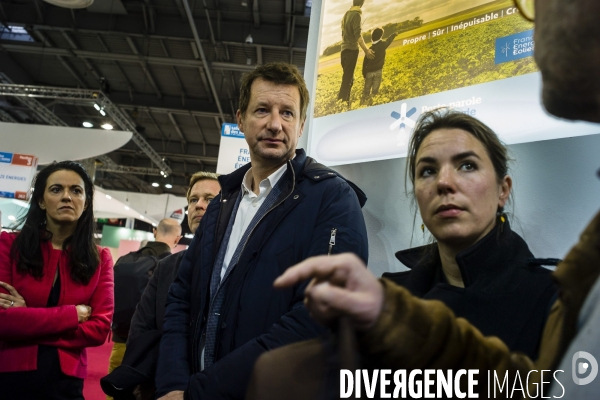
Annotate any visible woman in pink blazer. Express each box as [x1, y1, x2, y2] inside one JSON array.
[[0, 160, 114, 399]]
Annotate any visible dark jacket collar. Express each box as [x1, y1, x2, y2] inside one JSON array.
[[140, 241, 172, 258], [217, 149, 367, 207], [395, 221, 534, 288]]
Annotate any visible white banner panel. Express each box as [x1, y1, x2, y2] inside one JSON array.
[[0, 152, 38, 200], [216, 123, 251, 175]]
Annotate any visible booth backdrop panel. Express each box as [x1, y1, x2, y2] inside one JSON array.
[[332, 133, 600, 277], [0, 122, 132, 164]]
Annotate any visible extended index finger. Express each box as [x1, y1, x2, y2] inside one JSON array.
[[274, 254, 354, 288]]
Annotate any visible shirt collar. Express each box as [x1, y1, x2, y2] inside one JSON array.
[[241, 161, 289, 197]]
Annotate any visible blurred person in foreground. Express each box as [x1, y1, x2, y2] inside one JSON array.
[[0, 161, 114, 399], [250, 0, 600, 398]]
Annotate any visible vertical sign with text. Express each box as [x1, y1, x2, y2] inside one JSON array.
[[216, 123, 251, 175]]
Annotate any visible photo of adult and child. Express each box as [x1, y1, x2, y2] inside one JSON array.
[[314, 0, 536, 118]]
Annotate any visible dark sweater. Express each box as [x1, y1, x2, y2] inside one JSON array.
[[383, 221, 557, 359], [102, 251, 186, 400], [138, 241, 172, 258], [341, 7, 362, 51], [111, 241, 172, 343]]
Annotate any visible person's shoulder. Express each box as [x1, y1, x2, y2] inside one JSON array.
[[301, 157, 344, 184], [0, 230, 17, 243], [97, 246, 114, 264], [522, 259, 557, 276], [0, 231, 18, 251], [300, 166, 349, 193], [300, 157, 367, 206], [157, 251, 185, 270]]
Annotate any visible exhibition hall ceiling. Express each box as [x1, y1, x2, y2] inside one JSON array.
[[0, 0, 310, 195]]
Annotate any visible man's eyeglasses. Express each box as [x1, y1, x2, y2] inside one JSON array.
[[514, 0, 534, 21]]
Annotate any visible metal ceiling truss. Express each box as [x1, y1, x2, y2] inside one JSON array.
[[0, 83, 172, 175], [0, 108, 17, 122], [96, 159, 162, 176], [183, 0, 225, 124], [1, 22, 307, 57]]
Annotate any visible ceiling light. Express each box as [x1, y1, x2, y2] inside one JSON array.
[[42, 0, 95, 9], [8, 215, 16, 221], [82, 121, 93, 128], [160, 171, 165, 176], [101, 123, 113, 130], [152, 182, 159, 187], [105, 194, 112, 199], [152, 223, 157, 227], [165, 183, 173, 189], [139, 215, 145, 220], [245, 34, 253, 44], [94, 103, 100, 111], [124, 206, 130, 210], [99, 109, 106, 116], [241, 0, 248, 6], [185, 210, 188, 214]]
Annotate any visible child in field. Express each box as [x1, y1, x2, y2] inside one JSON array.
[[361, 28, 397, 105]]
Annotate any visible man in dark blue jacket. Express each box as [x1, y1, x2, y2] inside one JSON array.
[[156, 62, 369, 400]]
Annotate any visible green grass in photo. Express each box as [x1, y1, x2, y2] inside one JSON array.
[[314, 7, 535, 118]]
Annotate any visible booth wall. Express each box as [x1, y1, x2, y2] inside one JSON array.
[[332, 134, 600, 277], [303, 0, 600, 277]]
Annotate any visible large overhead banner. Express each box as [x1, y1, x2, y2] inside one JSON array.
[[307, 0, 599, 166]]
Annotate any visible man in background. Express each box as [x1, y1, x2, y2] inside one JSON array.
[[102, 173, 220, 400], [108, 218, 182, 384], [127, 172, 221, 342], [338, 0, 374, 105]]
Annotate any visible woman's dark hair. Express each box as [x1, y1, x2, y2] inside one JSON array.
[[407, 108, 510, 193], [11, 161, 100, 285]]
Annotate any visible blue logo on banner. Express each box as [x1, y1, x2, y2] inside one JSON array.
[[0, 152, 13, 163], [495, 29, 534, 64], [221, 123, 245, 138], [0, 191, 15, 199]]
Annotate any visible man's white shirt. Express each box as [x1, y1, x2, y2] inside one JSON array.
[[220, 162, 288, 280], [201, 162, 289, 371]]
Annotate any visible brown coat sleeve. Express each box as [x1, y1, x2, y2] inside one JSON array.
[[358, 279, 538, 397]]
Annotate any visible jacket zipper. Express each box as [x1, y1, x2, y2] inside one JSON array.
[[194, 160, 297, 372], [328, 228, 337, 256]]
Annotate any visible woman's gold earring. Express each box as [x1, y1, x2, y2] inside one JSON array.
[[421, 224, 425, 233]]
